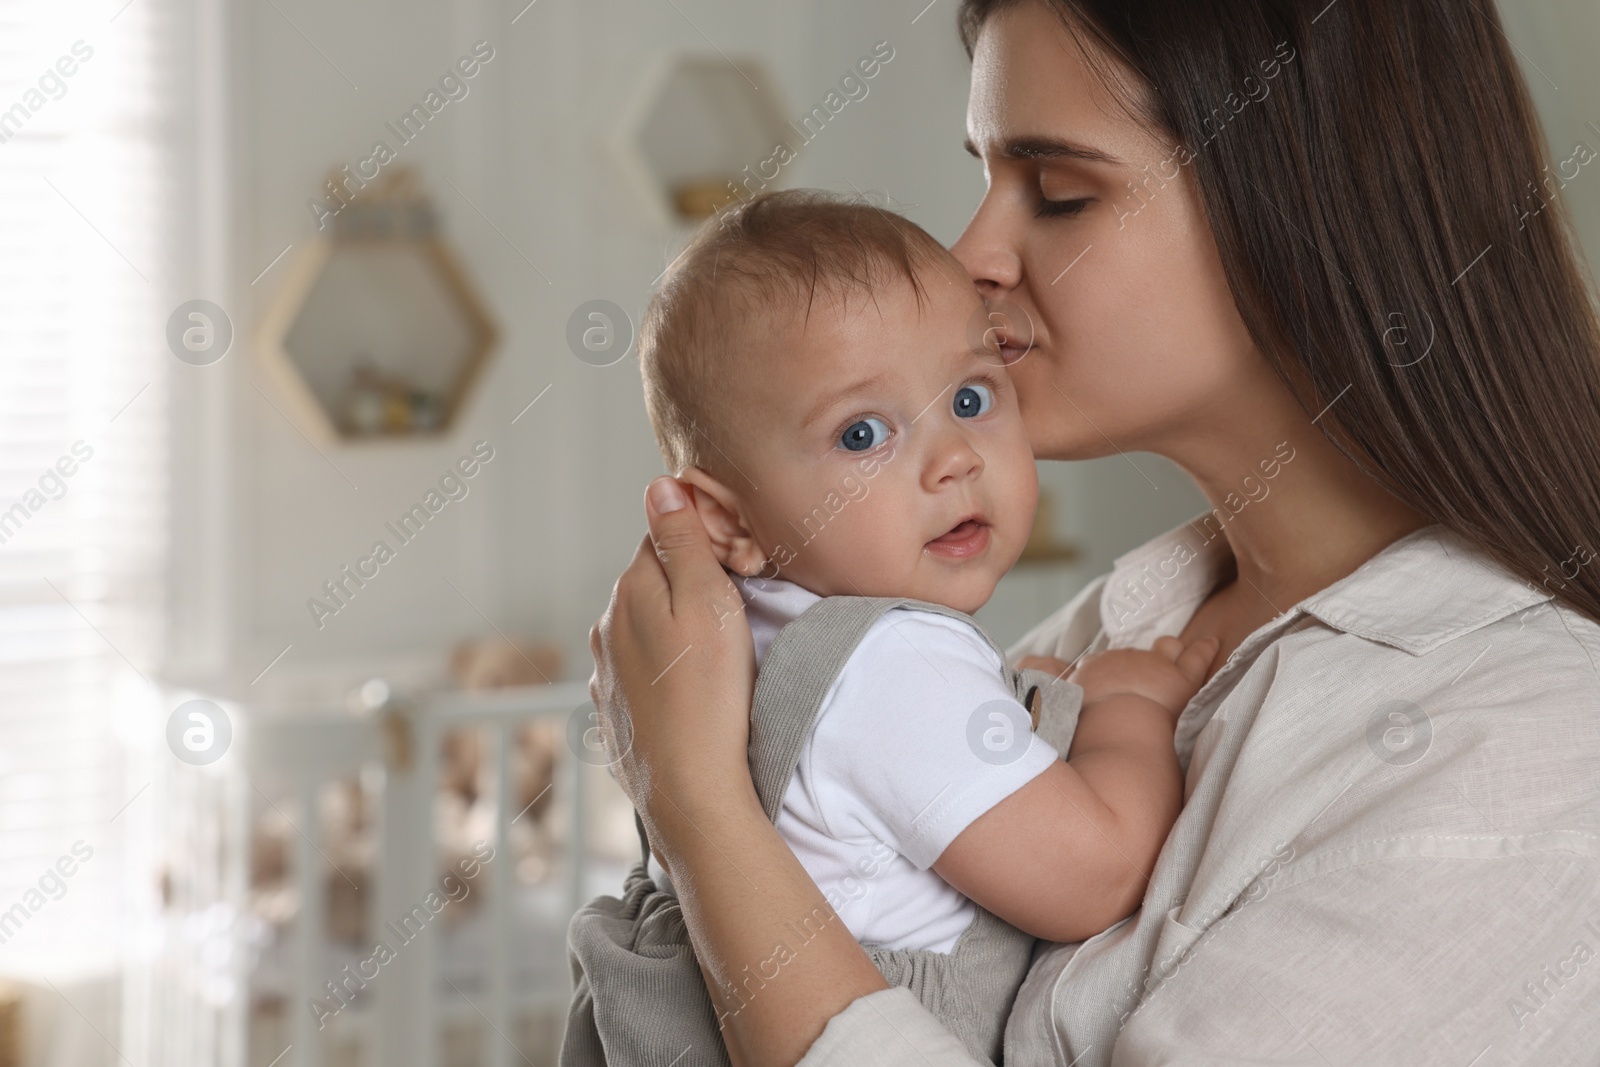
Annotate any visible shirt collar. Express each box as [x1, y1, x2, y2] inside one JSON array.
[[1099, 514, 1553, 656], [1300, 523, 1552, 654], [730, 571, 820, 665]]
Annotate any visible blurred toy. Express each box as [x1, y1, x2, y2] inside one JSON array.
[[450, 636, 562, 690], [235, 637, 567, 951], [450, 636, 563, 881], [340, 359, 446, 438]]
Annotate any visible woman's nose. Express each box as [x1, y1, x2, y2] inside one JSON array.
[[951, 193, 1023, 297]]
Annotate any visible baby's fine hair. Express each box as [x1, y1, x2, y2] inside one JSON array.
[[639, 188, 958, 478]]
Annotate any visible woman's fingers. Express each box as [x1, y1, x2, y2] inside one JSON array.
[[643, 476, 729, 612], [613, 530, 669, 615], [1016, 654, 1075, 680], [1152, 635, 1185, 661], [1176, 636, 1221, 684], [581, 477, 758, 825]]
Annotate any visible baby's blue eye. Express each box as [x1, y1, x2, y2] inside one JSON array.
[[838, 417, 891, 452], [953, 383, 994, 419]]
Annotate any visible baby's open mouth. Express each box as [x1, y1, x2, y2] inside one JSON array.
[[926, 517, 992, 558]]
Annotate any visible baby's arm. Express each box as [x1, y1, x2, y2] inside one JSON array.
[[932, 635, 1216, 943]]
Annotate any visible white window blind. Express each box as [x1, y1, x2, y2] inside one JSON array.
[[0, 0, 167, 981]]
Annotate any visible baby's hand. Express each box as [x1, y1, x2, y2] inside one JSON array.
[[1070, 636, 1219, 717], [1015, 654, 1076, 679]]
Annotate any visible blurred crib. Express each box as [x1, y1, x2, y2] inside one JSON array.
[[131, 679, 636, 1067]]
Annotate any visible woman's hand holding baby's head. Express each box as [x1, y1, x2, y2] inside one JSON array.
[[588, 475, 760, 840], [1070, 636, 1219, 719]]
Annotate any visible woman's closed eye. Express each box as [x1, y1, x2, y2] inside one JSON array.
[[1035, 196, 1091, 220]]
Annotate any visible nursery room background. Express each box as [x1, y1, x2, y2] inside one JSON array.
[[1, 0, 1596, 1065]]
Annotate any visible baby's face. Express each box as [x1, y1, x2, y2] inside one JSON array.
[[719, 274, 1038, 615]]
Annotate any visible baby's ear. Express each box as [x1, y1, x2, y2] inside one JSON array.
[[676, 467, 764, 576]]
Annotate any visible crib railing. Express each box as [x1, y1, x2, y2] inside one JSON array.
[[148, 680, 599, 1067]]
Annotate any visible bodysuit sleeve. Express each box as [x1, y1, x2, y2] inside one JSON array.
[[805, 609, 1063, 871]]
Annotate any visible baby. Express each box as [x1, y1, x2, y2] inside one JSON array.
[[562, 190, 1215, 1067]]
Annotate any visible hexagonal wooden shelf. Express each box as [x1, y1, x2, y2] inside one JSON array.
[[257, 168, 498, 443], [614, 53, 792, 227]]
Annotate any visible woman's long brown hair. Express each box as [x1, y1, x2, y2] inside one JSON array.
[[960, 0, 1600, 624]]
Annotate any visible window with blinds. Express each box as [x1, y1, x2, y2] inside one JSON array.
[[0, 0, 167, 981]]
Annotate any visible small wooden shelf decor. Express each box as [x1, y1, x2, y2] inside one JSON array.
[[615, 53, 792, 227], [0, 982, 18, 1067], [257, 167, 499, 443], [1016, 488, 1083, 565]]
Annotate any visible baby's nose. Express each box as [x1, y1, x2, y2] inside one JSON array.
[[923, 435, 985, 489]]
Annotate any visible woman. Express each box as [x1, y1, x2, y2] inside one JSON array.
[[588, 0, 1600, 1063]]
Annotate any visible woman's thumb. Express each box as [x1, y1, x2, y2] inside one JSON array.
[[645, 476, 721, 586], [1176, 635, 1220, 683], [647, 475, 689, 517]]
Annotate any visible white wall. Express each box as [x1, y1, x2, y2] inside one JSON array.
[[195, 0, 1599, 695], [1499, 0, 1600, 271]]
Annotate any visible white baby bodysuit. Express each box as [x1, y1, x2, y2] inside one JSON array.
[[646, 573, 1062, 953]]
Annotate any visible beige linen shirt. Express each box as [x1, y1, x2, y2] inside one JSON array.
[[797, 518, 1600, 1066]]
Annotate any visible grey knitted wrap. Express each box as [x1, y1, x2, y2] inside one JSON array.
[[561, 594, 1083, 1067]]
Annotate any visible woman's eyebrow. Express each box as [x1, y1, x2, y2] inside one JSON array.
[[963, 135, 1121, 165]]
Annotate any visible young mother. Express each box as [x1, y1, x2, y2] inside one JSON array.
[[589, 0, 1600, 1063]]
